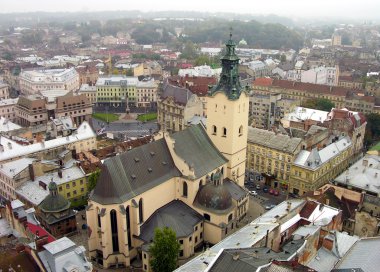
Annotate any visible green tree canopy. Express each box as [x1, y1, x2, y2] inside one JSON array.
[[150, 227, 180, 272], [302, 98, 335, 112], [365, 113, 380, 147], [88, 168, 100, 192]]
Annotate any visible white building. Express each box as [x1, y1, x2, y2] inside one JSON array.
[[38, 237, 93, 272], [200, 47, 222, 56], [19, 68, 79, 95], [178, 65, 222, 78], [301, 66, 339, 86], [281, 107, 329, 128]]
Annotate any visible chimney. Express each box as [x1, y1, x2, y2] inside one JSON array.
[[58, 169, 63, 178], [28, 164, 35, 181], [362, 159, 368, 167]]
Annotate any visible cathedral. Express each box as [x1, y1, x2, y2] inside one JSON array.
[[86, 34, 251, 270]]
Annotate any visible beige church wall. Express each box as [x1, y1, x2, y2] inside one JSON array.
[[203, 221, 223, 244]]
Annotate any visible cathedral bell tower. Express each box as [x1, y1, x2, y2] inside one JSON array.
[[207, 31, 249, 187]]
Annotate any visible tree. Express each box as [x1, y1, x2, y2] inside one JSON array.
[[150, 227, 180, 272], [88, 168, 100, 192], [364, 113, 380, 147], [302, 98, 335, 112]]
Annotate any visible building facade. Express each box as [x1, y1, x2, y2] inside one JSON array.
[[19, 68, 79, 95], [0, 98, 18, 121], [247, 127, 303, 189], [0, 82, 10, 100], [289, 137, 353, 196]]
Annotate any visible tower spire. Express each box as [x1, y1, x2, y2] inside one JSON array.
[[208, 31, 248, 100]]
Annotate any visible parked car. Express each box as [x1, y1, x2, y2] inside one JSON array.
[[249, 190, 258, 196], [265, 204, 276, 210], [273, 190, 279, 196], [269, 188, 275, 195], [263, 187, 269, 193], [256, 184, 261, 190]]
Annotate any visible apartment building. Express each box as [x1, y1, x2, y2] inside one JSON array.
[[0, 98, 18, 121], [247, 127, 303, 189], [0, 82, 10, 100], [78, 84, 97, 105], [289, 137, 352, 195], [19, 68, 79, 95], [249, 93, 299, 129], [16, 92, 92, 127], [300, 66, 339, 86]]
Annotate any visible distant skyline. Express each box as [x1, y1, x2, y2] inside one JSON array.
[[2, 0, 380, 20]]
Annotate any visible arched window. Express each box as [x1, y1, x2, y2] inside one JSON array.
[[110, 209, 119, 252], [215, 104, 217, 112], [199, 180, 203, 188], [223, 127, 227, 137], [239, 125, 243, 136], [221, 167, 224, 175], [212, 125, 217, 135], [126, 206, 132, 249], [139, 198, 144, 223], [183, 182, 188, 197], [97, 208, 101, 228], [228, 214, 233, 222]]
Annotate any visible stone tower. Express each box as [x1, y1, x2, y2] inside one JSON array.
[[207, 32, 249, 187]]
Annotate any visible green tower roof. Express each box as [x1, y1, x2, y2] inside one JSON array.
[[208, 31, 249, 100]]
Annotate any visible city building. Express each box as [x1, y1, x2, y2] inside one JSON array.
[[289, 137, 353, 195], [16, 92, 92, 127], [0, 98, 18, 122], [300, 66, 339, 86], [240, 60, 270, 80], [0, 121, 96, 164], [78, 84, 97, 105], [86, 35, 250, 269], [38, 237, 93, 272], [37, 181, 77, 238], [0, 81, 10, 100], [253, 78, 376, 113], [334, 154, 380, 197], [176, 199, 343, 271], [19, 68, 79, 95], [247, 128, 303, 189], [157, 80, 203, 133], [323, 108, 367, 155], [249, 93, 299, 129], [75, 64, 99, 86], [178, 65, 221, 78], [96, 76, 158, 109], [281, 107, 329, 130]]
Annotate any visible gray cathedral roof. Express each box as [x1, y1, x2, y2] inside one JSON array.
[[91, 125, 227, 205]]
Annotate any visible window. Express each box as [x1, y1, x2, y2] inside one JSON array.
[[183, 182, 188, 197], [222, 127, 227, 137], [204, 213, 210, 221], [212, 125, 217, 135], [228, 214, 233, 222], [239, 125, 243, 136], [189, 236, 192, 242], [110, 210, 119, 252], [97, 209, 102, 228], [179, 250, 184, 257], [144, 253, 147, 259], [67, 192, 71, 198], [66, 184, 70, 189], [195, 226, 198, 231], [80, 179, 84, 185], [195, 236, 198, 243], [200, 232, 203, 239], [139, 198, 144, 223], [179, 239, 183, 244], [59, 186, 62, 192], [73, 190, 77, 195]]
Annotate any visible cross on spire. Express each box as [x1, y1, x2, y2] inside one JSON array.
[[229, 27, 233, 40]]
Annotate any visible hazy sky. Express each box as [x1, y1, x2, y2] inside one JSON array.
[[2, 0, 380, 19]]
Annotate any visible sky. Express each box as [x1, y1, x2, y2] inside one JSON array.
[[2, 0, 380, 19]]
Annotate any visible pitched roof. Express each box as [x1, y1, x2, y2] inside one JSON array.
[[171, 124, 228, 178], [247, 127, 302, 154], [91, 138, 181, 205], [139, 200, 203, 243]]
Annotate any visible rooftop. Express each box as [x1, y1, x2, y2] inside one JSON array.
[[0, 121, 95, 162], [0, 157, 36, 178], [247, 127, 302, 154], [16, 180, 50, 206], [335, 154, 380, 195], [284, 106, 329, 123]]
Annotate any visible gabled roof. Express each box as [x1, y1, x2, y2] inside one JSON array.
[[91, 138, 181, 205], [171, 125, 227, 178]]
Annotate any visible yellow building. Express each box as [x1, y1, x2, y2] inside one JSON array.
[[86, 35, 250, 270], [289, 137, 352, 196], [95, 76, 138, 109], [247, 127, 303, 189]]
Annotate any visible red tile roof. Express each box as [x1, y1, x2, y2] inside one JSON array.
[[253, 77, 273, 86], [26, 223, 55, 243]]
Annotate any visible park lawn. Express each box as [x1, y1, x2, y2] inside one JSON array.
[[370, 141, 380, 151], [137, 112, 157, 122], [92, 113, 119, 122]]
